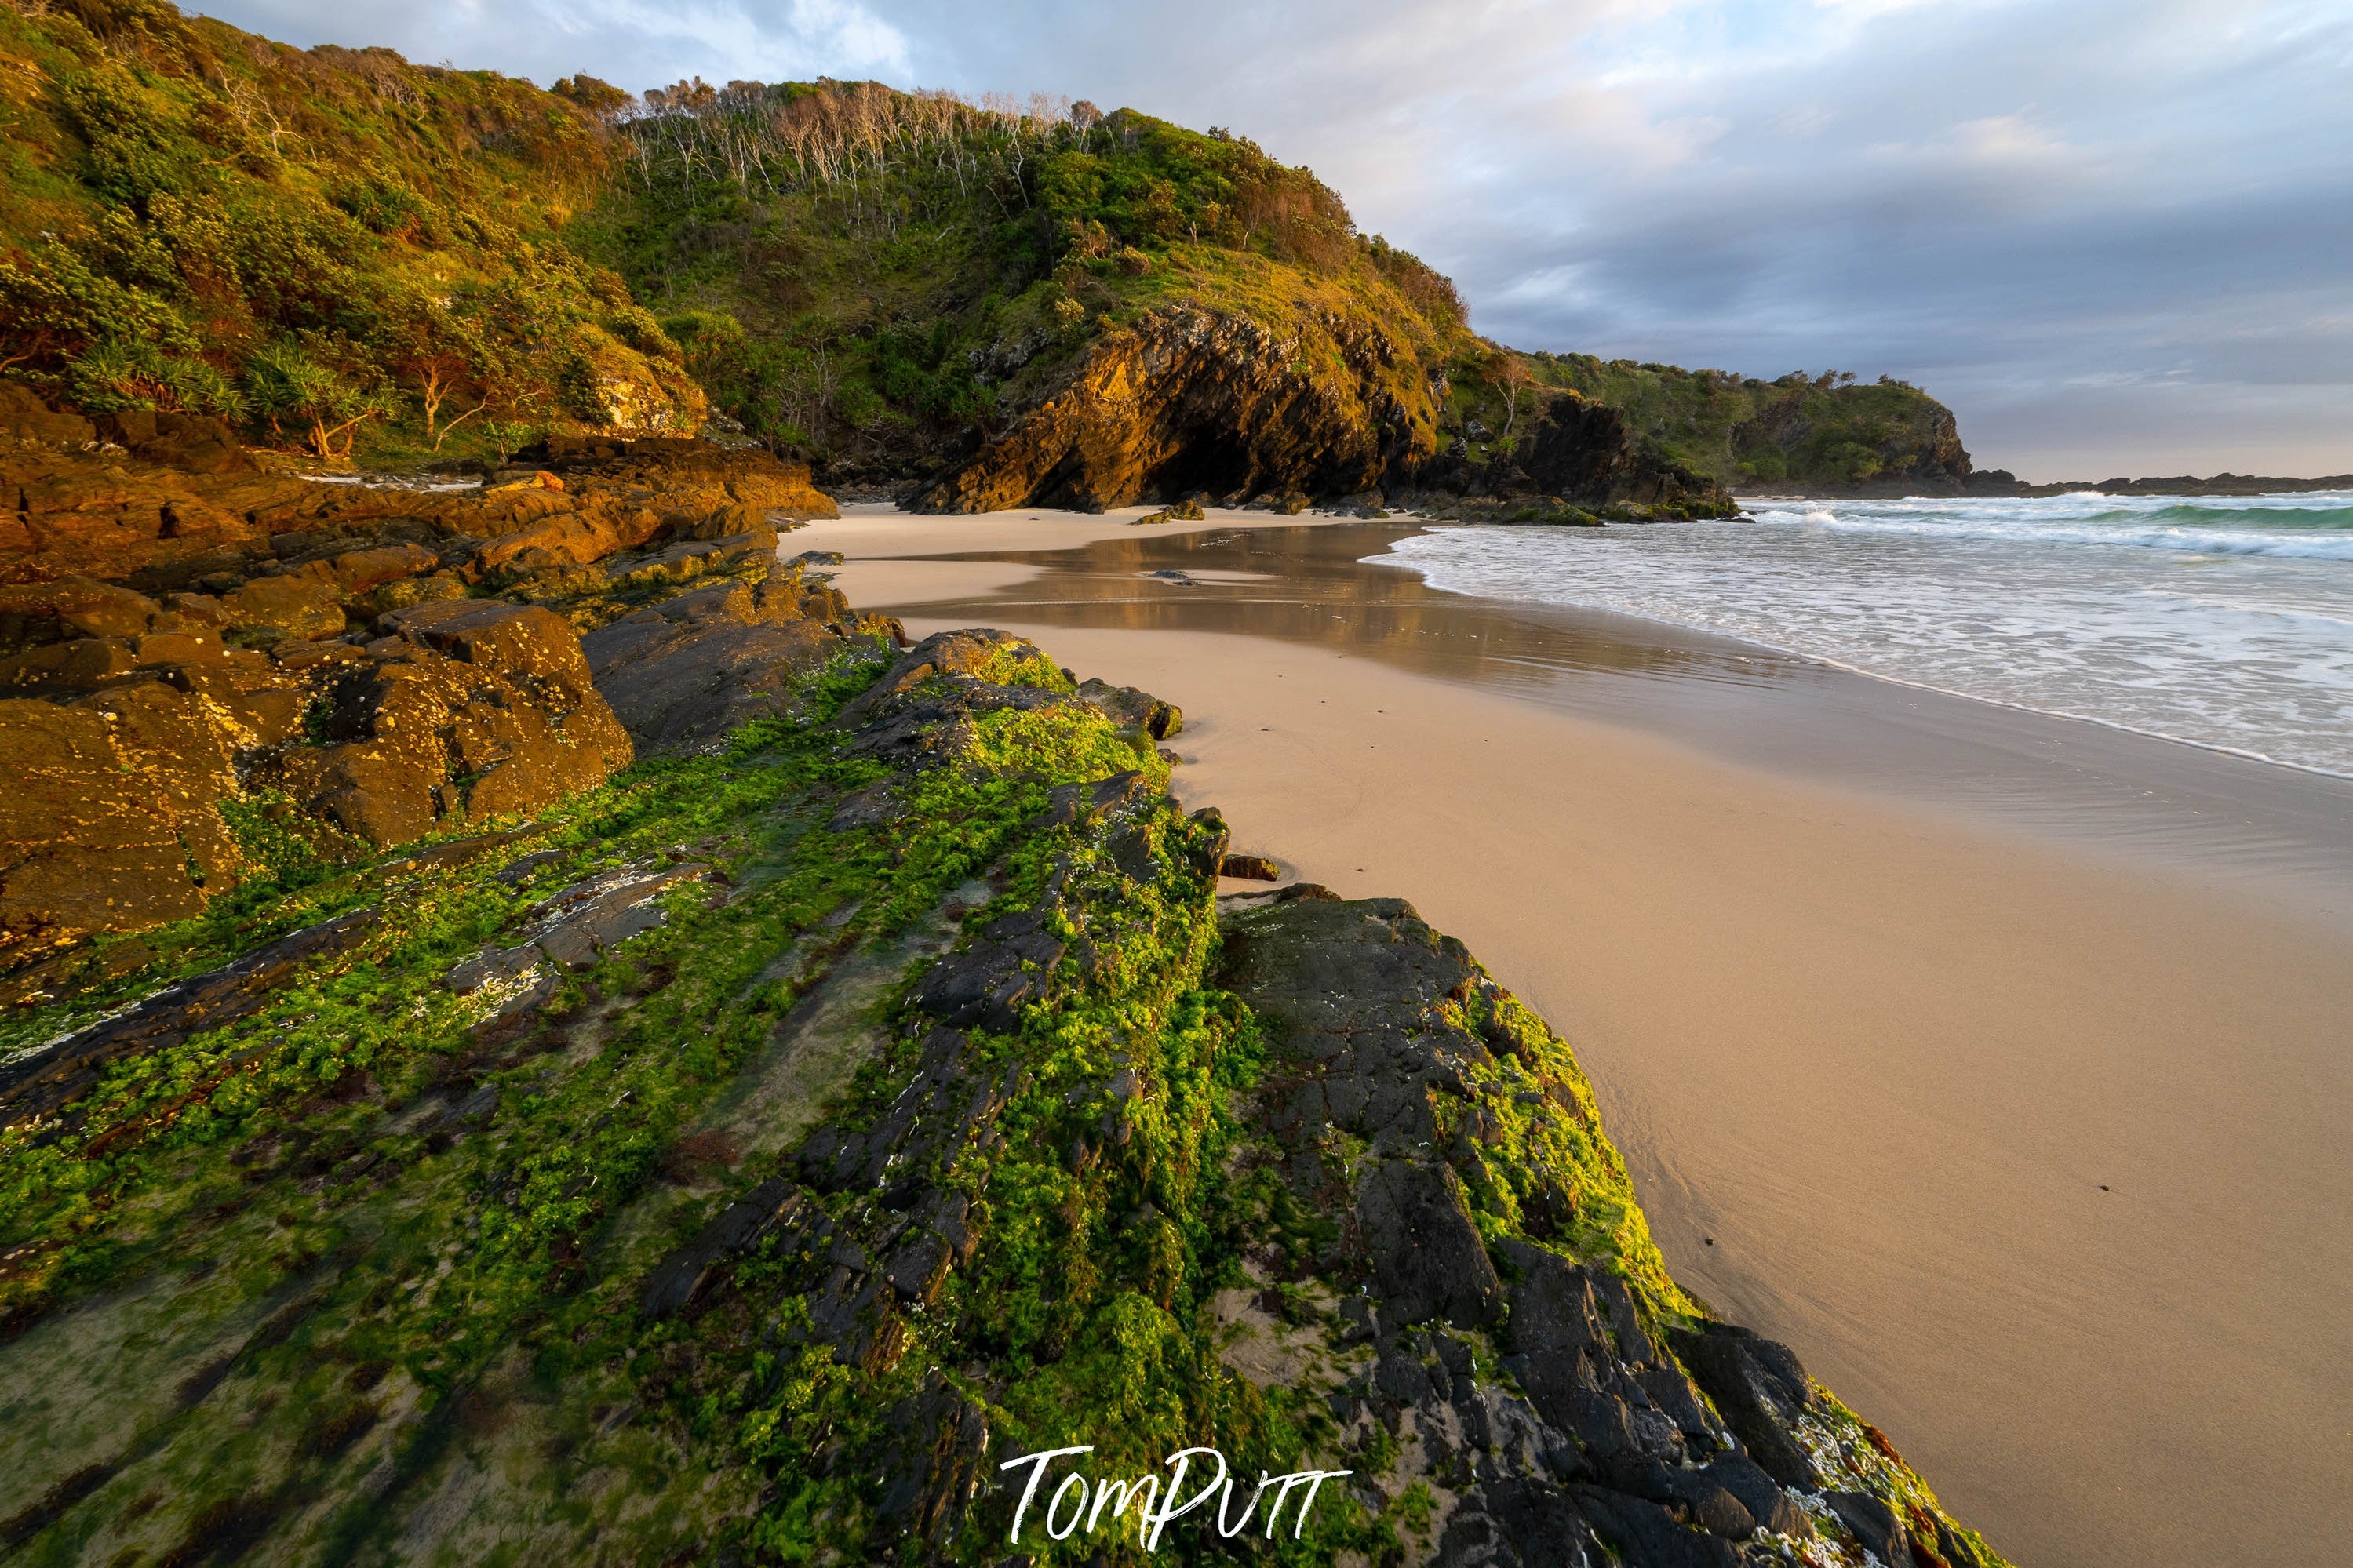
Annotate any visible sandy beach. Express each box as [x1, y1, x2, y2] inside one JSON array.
[[789, 504, 2353, 1568]]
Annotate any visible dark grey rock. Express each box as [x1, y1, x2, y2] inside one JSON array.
[[1636, 1365, 1718, 1444], [883, 1231, 951, 1306], [1827, 1490, 1910, 1565], [1498, 1237, 1609, 1359], [1572, 1484, 1749, 1567], [909, 909, 1066, 1034], [1040, 769, 1155, 829], [1355, 1159, 1505, 1329], [1936, 1515, 1988, 1566], [1669, 1324, 1822, 1490], [1375, 1346, 1431, 1403], [584, 573, 860, 753], [872, 1370, 989, 1545], [1512, 1350, 1640, 1461], [1703, 1455, 1812, 1540], [490, 848, 566, 888], [639, 1177, 798, 1319], [1589, 1266, 1659, 1366]]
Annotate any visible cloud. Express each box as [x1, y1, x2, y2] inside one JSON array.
[[186, 0, 2353, 478]]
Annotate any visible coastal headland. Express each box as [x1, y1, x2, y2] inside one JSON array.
[[0, 5, 2343, 1565]]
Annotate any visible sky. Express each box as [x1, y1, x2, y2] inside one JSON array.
[[194, 0, 2353, 481]]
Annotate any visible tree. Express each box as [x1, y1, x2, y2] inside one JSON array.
[[552, 74, 632, 123], [386, 315, 485, 444], [1484, 353, 1536, 438], [243, 340, 392, 460]]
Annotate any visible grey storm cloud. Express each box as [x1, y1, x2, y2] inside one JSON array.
[[191, 0, 2353, 480]]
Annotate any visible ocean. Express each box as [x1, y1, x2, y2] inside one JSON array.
[[1377, 492, 2353, 777]]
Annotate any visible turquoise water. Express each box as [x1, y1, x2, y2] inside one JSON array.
[[1379, 492, 2353, 777]]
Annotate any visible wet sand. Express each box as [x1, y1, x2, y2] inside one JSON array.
[[792, 505, 2353, 1568]]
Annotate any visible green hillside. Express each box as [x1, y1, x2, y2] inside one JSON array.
[[1527, 354, 1971, 489], [0, 2, 1973, 495], [0, 0, 698, 463], [574, 81, 1474, 485]]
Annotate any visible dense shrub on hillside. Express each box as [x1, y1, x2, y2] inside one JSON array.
[[0, 5, 1961, 488], [586, 80, 1470, 471], [0, 0, 699, 458]]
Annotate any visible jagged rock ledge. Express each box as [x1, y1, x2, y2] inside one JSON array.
[[0, 595, 2008, 1565]]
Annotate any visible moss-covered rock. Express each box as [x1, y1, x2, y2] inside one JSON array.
[[0, 613, 2008, 1568]]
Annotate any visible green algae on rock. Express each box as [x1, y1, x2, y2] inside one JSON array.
[[0, 621, 2010, 1568]]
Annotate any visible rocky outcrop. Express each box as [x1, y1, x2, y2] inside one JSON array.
[[1402, 391, 1731, 511], [1214, 890, 1998, 1568], [910, 304, 1440, 512], [261, 600, 632, 848], [0, 620, 2005, 1568], [0, 681, 265, 971], [583, 572, 901, 753], [1729, 387, 1971, 492], [0, 590, 636, 970], [1072, 675, 1182, 739], [903, 304, 1731, 516], [91, 412, 258, 476], [0, 435, 858, 977], [0, 383, 95, 448], [0, 450, 280, 589]]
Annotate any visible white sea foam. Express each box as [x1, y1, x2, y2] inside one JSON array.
[[1378, 492, 2353, 777]]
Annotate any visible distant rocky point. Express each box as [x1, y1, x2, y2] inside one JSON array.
[[2012, 471, 2353, 497]]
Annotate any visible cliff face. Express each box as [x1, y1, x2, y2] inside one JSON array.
[[1402, 391, 1730, 509], [1522, 355, 1976, 493], [1728, 383, 1970, 491], [910, 306, 1438, 512], [909, 306, 1725, 515]]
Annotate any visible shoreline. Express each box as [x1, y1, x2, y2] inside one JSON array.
[[810, 505, 2353, 932], [792, 504, 2353, 1568]]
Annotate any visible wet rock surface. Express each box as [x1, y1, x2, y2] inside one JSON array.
[[583, 573, 898, 753], [1073, 675, 1182, 739], [0, 907, 380, 1130], [0, 619, 2004, 1566]]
